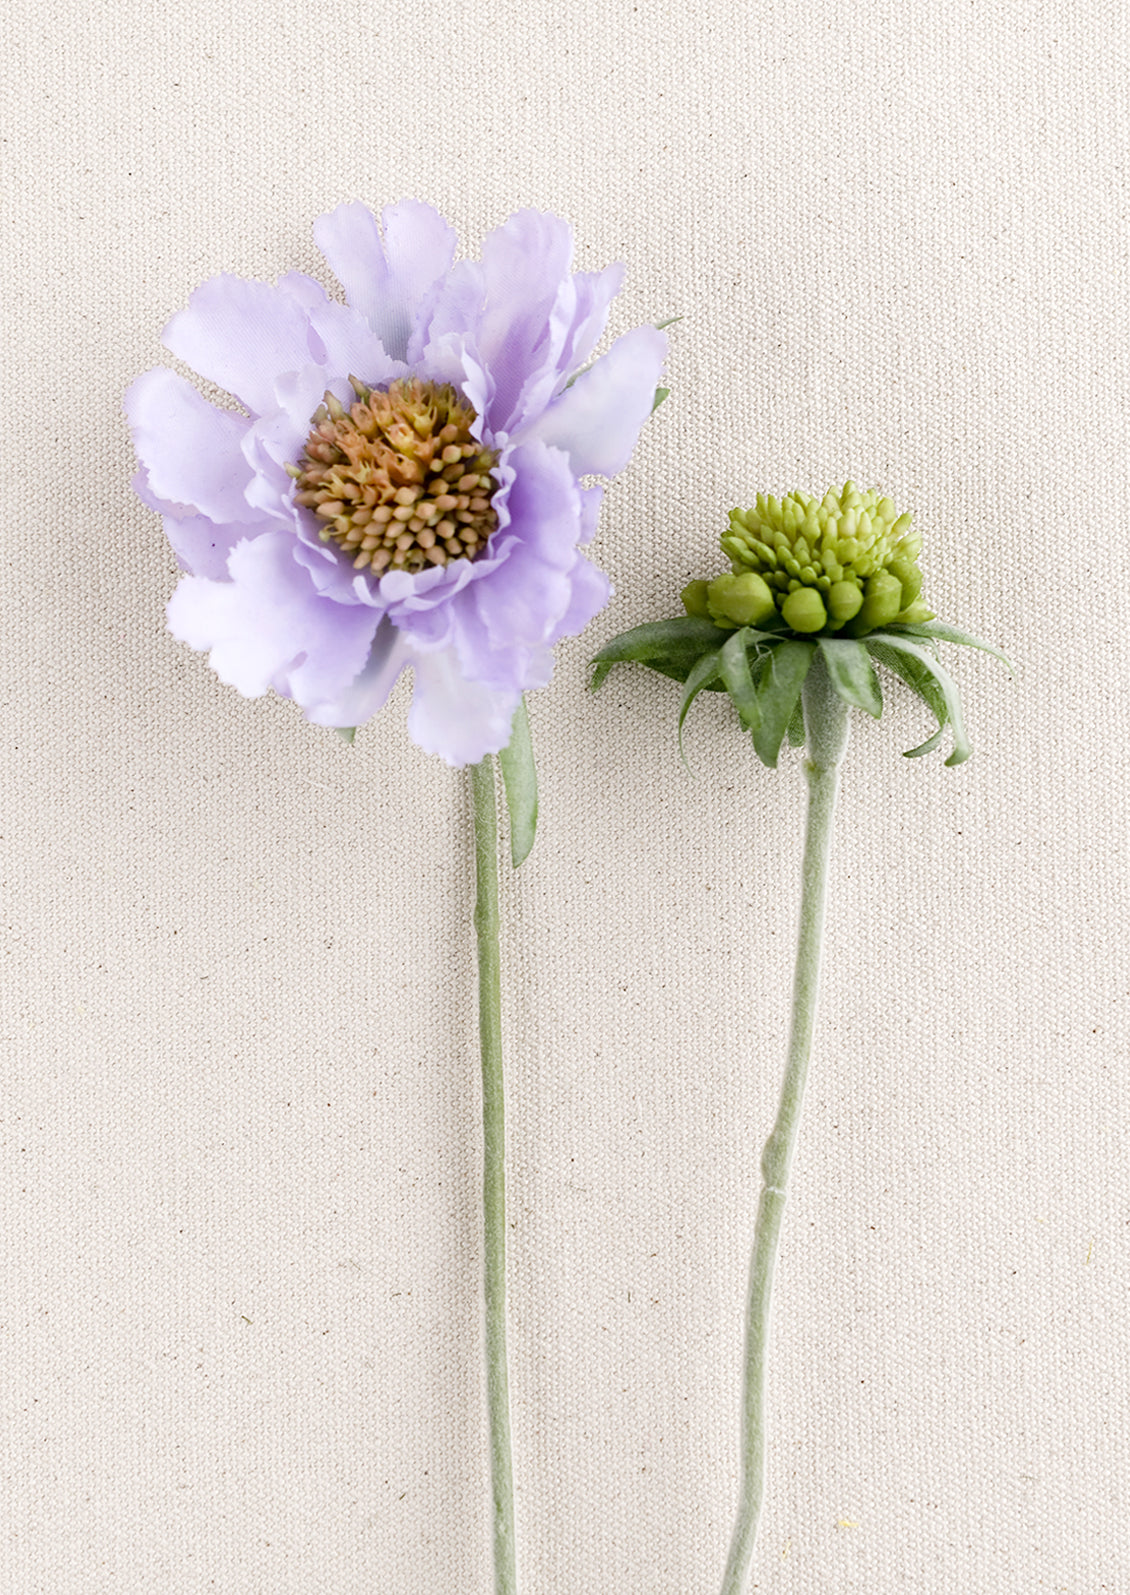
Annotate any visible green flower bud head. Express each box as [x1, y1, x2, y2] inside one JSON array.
[[854, 570, 904, 633], [781, 586, 827, 633], [680, 579, 712, 619], [592, 479, 1011, 772], [827, 580, 863, 623], [706, 571, 776, 627], [719, 482, 934, 637]]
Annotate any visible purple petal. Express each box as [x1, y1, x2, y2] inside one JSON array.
[[405, 648, 522, 767], [125, 368, 263, 526], [304, 617, 413, 728], [522, 325, 667, 477], [167, 532, 379, 704], [303, 299, 406, 388], [556, 264, 626, 386], [547, 552, 611, 645], [472, 210, 576, 433], [314, 200, 457, 363], [577, 483, 604, 545], [161, 511, 247, 580], [499, 262, 628, 438], [470, 442, 582, 654], [163, 275, 315, 416]]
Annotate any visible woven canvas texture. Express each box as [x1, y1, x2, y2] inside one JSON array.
[[2, 1, 1127, 1590]]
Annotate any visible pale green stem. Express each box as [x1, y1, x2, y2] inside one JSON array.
[[719, 654, 851, 1595], [470, 755, 517, 1595]]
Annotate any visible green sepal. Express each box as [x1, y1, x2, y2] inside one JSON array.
[[677, 650, 723, 768], [866, 633, 971, 765], [590, 617, 733, 692], [498, 696, 538, 869], [818, 637, 883, 718], [718, 628, 762, 732], [752, 640, 815, 769], [786, 695, 805, 748], [651, 386, 670, 412], [890, 619, 1014, 673], [334, 726, 356, 745], [866, 639, 949, 758]]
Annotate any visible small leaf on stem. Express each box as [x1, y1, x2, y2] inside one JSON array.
[[498, 696, 538, 869]]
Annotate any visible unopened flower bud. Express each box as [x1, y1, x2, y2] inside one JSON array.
[[707, 571, 776, 627], [681, 579, 712, 619], [715, 483, 932, 636], [827, 580, 863, 623], [781, 587, 827, 633], [856, 570, 903, 631], [888, 556, 922, 606]]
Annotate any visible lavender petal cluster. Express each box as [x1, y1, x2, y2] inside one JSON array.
[[126, 202, 666, 765]]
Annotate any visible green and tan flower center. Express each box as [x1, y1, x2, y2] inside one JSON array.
[[289, 377, 500, 576]]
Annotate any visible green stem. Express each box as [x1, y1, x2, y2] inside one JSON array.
[[470, 755, 517, 1595], [719, 654, 851, 1595]]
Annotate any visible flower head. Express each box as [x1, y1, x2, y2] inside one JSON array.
[[593, 483, 1010, 769], [126, 202, 666, 765], [684, 482, 933, 637]]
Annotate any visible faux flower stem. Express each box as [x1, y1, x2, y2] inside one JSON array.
[[720, 654, 851, 1595], [470, 755, 517, 1595]]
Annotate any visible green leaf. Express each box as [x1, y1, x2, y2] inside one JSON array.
[[677, 649, 723, 769], [867, 633, 971, 765], [651, 386, 670, 412], [786, 695, 805, 747], [890, 620, 1014, 672], [752, 641, 815, 769], [718, 628, 762, 732], [498, 696, 538, 869], [867, 640, 948, 757], [818, 637, 883, 718], [590, 617, 733, 690], [334, 726, 356, 745]]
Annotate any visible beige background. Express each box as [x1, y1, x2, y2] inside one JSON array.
[[2, 1, 1127, 1591]]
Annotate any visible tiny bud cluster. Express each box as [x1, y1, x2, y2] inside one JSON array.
[[290, 377, 500, 575], [696, 482, 933, 636]]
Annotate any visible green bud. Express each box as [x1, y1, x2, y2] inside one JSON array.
[[721, 483, 932, 637], [681, 579, 712, 619], [707, 571, 776, 627], [894, 600, 935, 625], [827, 580, 863, 624], [888, 556, 922, 605], [857, 570, 903, 631], [781, 586, 827, 633]]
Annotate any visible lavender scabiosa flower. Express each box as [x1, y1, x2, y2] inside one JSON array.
[[126, 201, 666, 766], [126, 204, 667, 1595]]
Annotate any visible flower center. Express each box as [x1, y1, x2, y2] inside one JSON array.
[[290, 377, 500, 576]]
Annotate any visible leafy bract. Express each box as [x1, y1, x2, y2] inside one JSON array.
[[718, 628, 762, 732], [752, 641, 815, 769], [677, 649, 724, 767], [818, 638, 883, 718], [865, 640, 949, 758], [592, 603, 1006, 773], [498, 695, 538, 868], [590, 617, 733, 692], [866, 633, 970, 765], [894, 620, 1014, 673]]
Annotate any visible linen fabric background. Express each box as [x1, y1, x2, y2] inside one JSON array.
[[2, 1, 1126, 1591]]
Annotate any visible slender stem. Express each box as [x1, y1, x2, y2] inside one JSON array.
[[470, 755, 517, 1595], [719, 655, 851, 1595]]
